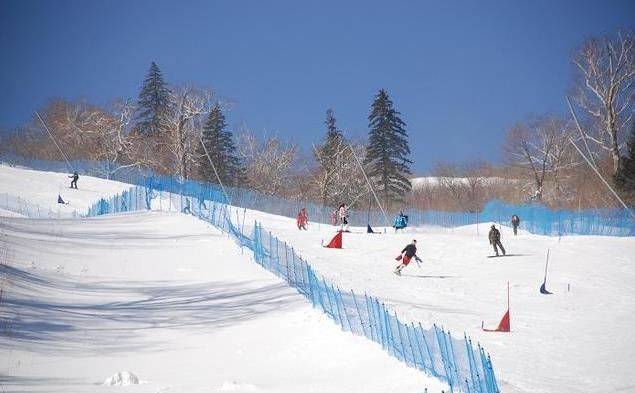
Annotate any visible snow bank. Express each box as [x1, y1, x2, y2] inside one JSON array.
[[102, 371, 144, 386]]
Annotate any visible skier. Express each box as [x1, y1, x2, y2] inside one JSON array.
[[394, 239, 421, 276], [69, 171, 79, 189], [511, 214, 520, 235], [297, 208, 308, 230], [338, 203, 349, 232], [393, 211, 409, 232], [488, 224, 506, 256]]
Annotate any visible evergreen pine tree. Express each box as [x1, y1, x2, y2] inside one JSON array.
[[364, 89, 412, 203], [135, 62, 170, 135], [320, 108, 344, 162], [198, 104, 244, 187], [316, 108, 345, 204], [615, 123, 635, 194]]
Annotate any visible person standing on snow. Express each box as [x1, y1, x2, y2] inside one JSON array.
[[338, 203, 349, 232], [394, 239, 421, 276], [488, 224, 506, 256], [69, 171, 79, 189], [511, 215, 520, 235], [393, 211, 408, 232], [297, 208, 308, 230]]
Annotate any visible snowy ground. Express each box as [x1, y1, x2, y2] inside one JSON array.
[[3, 164, 634, 392], [242, 209, 635, 393], [0, 212, 447, 393], [0, 165, 447, 392], [0, 164, 130, 215]]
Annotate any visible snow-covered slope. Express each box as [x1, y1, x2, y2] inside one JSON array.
[[0, 211, 446, 393], [0, 164, 447, 392], [242, 209, 635, 393], [0, 164, 130, 215]]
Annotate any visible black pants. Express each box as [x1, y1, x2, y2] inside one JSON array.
[[492, 240, 506, 256], [70, 180, 77, 189], [512, 224, 518, 235]]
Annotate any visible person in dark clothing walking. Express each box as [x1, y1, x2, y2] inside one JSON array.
[[488, 225, 506, 256], [69, 171, 79, 189], [394, 239, 421, 276], [511, 215, 520, 235]]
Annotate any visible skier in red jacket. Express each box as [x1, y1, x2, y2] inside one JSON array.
[[297, 208, 308, 230], [394, 239, 422, 276]]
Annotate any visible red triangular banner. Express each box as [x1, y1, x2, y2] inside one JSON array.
[[325, 231, 342, 249]]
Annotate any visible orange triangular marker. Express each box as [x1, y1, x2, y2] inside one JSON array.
[[483, 281, 510, 332], [325, 231, 342, 249]]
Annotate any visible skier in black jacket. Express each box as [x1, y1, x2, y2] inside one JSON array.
[[394, 239, 421, 276], [488, 225, 506, 256], [69, 171, 79, 189]]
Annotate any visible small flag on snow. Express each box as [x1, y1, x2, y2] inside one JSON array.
[[57, 195, 66, 204]]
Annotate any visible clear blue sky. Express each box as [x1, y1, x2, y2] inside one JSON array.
[[1, 0, 633, 173]]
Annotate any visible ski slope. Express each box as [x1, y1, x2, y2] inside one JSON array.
[[3, 164, 634, 392], [0, 165, 447, 392], [0, 164, 130, 215], [242, 210, 635, 393]]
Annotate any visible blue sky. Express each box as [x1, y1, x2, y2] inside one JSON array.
[[1, 0, 633, 174]]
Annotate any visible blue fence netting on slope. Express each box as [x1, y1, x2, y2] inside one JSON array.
[[3, 155, 632, 236], [83, 184, 500, 393]]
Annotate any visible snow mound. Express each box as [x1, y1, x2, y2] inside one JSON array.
[[102, 371, 144, 386], [218, 380, 259, 391]]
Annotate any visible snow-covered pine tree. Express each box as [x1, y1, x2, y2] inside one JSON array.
[[198, 104, 244, 187], [135, 62, 170, 135], [615, 123, 635, 194], [364, 89, 412, 203]]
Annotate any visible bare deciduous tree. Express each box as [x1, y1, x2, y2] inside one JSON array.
[[313, 138, 368, 207], [161, 87, 213, 179], [503, 117, 577, 202], [572, 30, 634, 174], [237, 132, 298, 196]]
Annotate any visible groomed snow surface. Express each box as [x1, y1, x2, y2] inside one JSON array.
[[243, 210, 635, 393], [0, 165, 447, 392], [2, 164, 634, 392]]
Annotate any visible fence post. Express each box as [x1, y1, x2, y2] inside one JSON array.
[[363, 294, 377, 342], [336, 287, 353, 333], [434, 324, 453, 392], [394, 313, 408, 364], [352, 290, 368, 338], [411, 322, 427, 371]]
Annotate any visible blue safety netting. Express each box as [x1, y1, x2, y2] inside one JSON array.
[[3, 155, 631, 236], [83, 183, 500, 393]]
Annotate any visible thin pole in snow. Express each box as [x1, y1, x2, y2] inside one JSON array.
[[198, 133, 232, 206], [507, 281, 510, 311], [543, 249, 550, 283], [35, 111, 74, 172], [569, 137, 634, 217], [348, 144, 390, 227], [566, 97, 633, 218]]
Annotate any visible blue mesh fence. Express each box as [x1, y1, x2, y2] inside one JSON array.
[[83, 184, 500, 393], [3, 155, 631, 236], [0, 192, 80, 219]]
